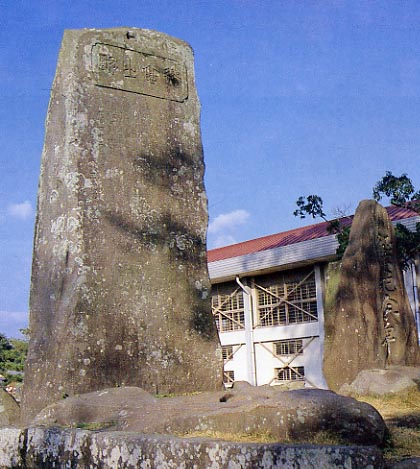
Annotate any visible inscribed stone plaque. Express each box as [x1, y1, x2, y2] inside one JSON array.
[[22, 28, 223, 423], [92, 43, 188, 101]]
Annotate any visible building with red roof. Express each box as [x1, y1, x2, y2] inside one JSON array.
[[207, 204, 420, 389]]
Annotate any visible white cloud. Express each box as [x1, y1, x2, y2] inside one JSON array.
[[7, 201, 33, 220], [0, 311, 29, 338], [212, 234, 237, 248], [208, 209, 250, 234]]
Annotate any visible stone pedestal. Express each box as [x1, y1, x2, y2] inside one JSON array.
[[22, 28, 222, 422]]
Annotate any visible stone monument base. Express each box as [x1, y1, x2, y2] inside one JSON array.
[[0, 384, 389, 468], [0, 427, 384, 469]]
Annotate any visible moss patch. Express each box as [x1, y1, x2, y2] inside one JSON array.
[[74, 421, 116, 431], [323, 261, 341, 339], [322, 261, 342, 390]]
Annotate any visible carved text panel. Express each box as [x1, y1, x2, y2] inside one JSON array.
[[92, 43, 188, 102]]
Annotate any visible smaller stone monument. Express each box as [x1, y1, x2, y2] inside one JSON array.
[[323, 199, 420, 390]]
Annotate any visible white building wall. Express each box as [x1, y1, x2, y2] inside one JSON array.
[[254, 343, 279, 385], [215, 266, 328, 389], [224, 327, 328, 388], [220, 330, 327, 388], [403, 257, 420, 343], [211, 215, 420, 390], [223, 346, 248, 382], [303, 337, 327, 388]]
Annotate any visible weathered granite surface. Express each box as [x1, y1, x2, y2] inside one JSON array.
[[339, 366, 420, 396], [22, 28, 222, 423], [0, 389, 20, 427], [323, 200, 420, 390], [0, 427, 22, 468], [31, 384, 387, 447], [0, 426, 385, 468], [387, 458, 420, 468]]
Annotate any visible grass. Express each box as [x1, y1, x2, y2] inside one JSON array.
[[174, 429, 347, 446], [74, 421, 116, 431], [175, 388, 420, 464], [357, 387, 420, 462], [174, 429, 279, 444], [154, 391, 202, 399]]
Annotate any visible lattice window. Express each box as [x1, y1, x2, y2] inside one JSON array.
[[275, 366, 305, 382], [212, 284, 245, 332], [274, 339, 303, 356], [222, 345, 234, 361], [256, 269, 318, 327], [223, 370, 235, 385]]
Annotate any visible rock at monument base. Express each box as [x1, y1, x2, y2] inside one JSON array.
[[0, 427, 22, 468], [389, 457, 420, 469], [22, 27, 223, 424], [31, 383, 387, 447], [339, 366, 420, 396], [0, 389, 20, 427], [0, 426, 385, 469], [323, 200, 420, 391]]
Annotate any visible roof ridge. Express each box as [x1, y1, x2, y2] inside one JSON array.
[[207, 203, 419, 262]]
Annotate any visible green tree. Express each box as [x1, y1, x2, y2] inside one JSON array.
[[293, 196, 351, 258], [373, 171, 420, 270], [0, 334, 12, 368], [4, 339, 28, 372], [294, 172, 420, 268], [373, 171, 420, 210], [0, 333, 28, 385], [294, 195, 328, 221]]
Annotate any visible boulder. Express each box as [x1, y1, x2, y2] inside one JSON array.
[[388, 457, 420, 468], [0, 388, 20, 427], [339, 367, 420, 396], [32, 383, 387, 447], [0, 426, 385, 469], [0, 427, 22, 467], [324, 200, 420, 391], [32, 386, 155, 429]]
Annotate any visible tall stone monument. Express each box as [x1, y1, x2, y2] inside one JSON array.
[[22, 28, 223, 422], [323, 200, 420, 390]]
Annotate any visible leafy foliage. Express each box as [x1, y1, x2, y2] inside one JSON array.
[[373, 171, 420, 210], [335, 226, 351, 258], [0, 334, 12, 365], [294, 171, 420, 266], [294, 195, 328, 221], [293, 196, 350, 258], [5, 338, 28, 371], [394, 223, 420, 271], [0, 333, 28, 385], [373, 171, 420, 269]]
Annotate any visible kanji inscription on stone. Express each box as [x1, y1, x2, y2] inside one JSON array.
[[92, 43, 188, 102]]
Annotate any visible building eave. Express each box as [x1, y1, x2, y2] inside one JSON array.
[[208, 216, 420, 283]]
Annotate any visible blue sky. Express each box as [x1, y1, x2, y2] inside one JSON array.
[[1, 0, 420, 338]]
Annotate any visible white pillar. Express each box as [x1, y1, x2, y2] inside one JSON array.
[[236, 277, 256, 385], [414, 256, 420, 343], [315, 264, 329, 389]]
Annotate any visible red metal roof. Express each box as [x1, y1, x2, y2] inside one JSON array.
[[207, 205, 418, 263]]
